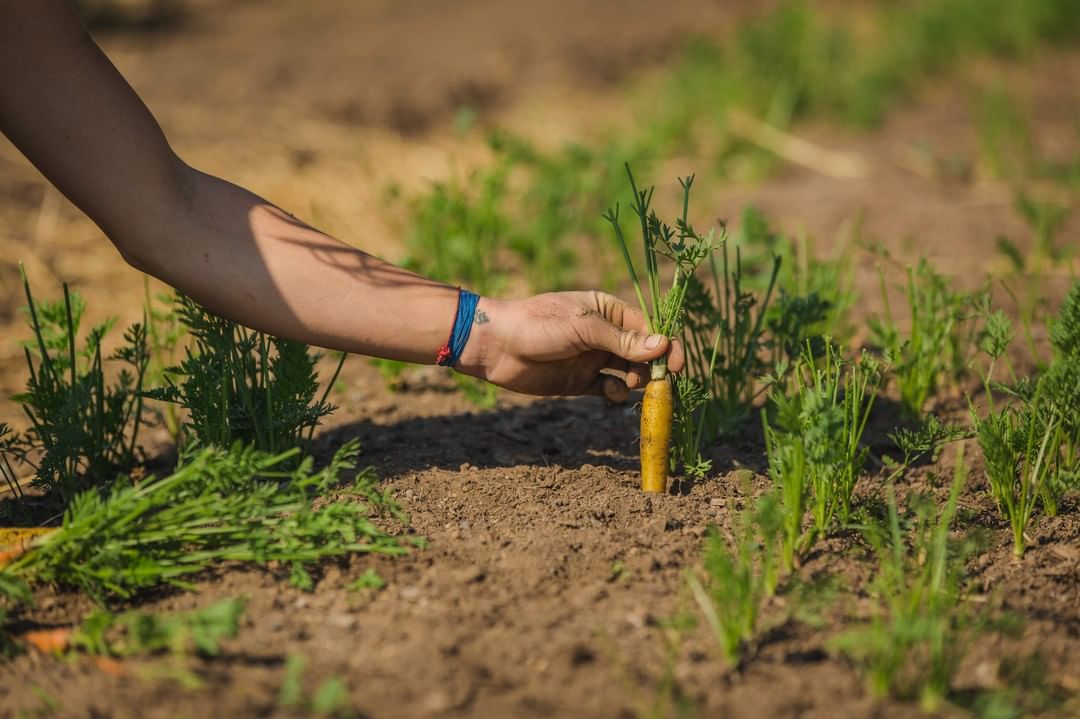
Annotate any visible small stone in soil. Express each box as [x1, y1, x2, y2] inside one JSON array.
[[327, 614, 357, 630]]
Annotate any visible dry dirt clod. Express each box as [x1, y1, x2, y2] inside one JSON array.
[[327, 614, 357, 630], [1049, 543, 1080, 562]]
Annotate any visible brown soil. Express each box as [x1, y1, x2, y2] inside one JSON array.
[[2, 1, 1079, 718]]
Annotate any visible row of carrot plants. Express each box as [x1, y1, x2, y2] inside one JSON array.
[[0, 271, 411, 659], [606, 167, 1076, 715]]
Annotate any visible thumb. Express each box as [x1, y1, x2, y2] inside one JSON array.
[[579, 315, 669, 362]]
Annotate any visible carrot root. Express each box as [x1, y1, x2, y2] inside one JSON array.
[[0, 527, 54, 567], [640, 377, 673, 493], [23, 627, 72, 654]]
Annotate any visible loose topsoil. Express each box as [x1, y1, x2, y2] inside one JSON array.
[[1, 1, 1079, 717]]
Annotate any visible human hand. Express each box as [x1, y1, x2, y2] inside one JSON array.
[[456, 291, 685, 400]]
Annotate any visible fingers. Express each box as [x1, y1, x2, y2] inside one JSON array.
[[602, 374, 630, 403], [600, 294, 650, 334], [667, 338, 686, 374], [606, 357, 649, 389], [584, 292, 687, 370], [625, 364, 650, 389], [589, 373, 631, 403], [577, 307, 669, 365]]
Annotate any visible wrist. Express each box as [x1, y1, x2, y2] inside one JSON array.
[[454, 296, 505, 381]]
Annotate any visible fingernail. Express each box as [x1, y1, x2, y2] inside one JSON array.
[[645, 334, 663, 350]]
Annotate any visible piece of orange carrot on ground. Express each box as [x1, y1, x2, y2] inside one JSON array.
[[93, 656, 127, 676], [23, 627, 73, 654], [0, 527, 54, 566]]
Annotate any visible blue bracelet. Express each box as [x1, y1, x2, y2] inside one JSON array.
[[435, 289, 480, 367]]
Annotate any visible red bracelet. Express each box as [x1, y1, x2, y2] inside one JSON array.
[[435, 288, 462, 366]]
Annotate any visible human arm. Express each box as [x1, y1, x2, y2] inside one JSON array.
[[0, 0, 681, 399]]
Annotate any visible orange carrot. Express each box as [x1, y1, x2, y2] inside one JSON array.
[[0, 527, 54, 567], [23, 627, 72, 654], [640, 377, 673, 493], [605, 165, 717, 492]]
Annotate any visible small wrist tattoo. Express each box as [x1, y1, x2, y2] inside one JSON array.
[[474, 309, 489, 325]]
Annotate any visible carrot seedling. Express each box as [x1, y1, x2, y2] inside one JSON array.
[[868, 257, 982, 419], [9, 269, 149, 503], [604, 166, 719, 492], [3, 441, 408, 602], [832, 446, 976, 712], [146, 295, 344, 459], [688, 492, 783, 665], [765, 341, 884, 559]]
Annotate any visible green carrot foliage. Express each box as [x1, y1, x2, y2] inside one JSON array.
[[869, 258, 982, 419], [832, 448, 976, 712], [687, 494, 782, 665], [146, 295, 344, 457], [73, 597, 245, 658], [2, 441, 407, 602], [7, 271, 149, 502], [762, 342, 884, 568]]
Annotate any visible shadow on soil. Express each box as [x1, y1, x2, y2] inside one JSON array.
[[317, 394, 770, 483], [318, 396, 644, 477]]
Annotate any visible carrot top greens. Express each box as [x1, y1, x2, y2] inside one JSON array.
[[604, 165, 720, 378]]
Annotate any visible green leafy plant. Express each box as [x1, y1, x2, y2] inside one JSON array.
[[399, 131, 653, 302], [736, 207, 855, 351], [761, 386, 808, 573], [279, 654, 357, 718], [8, 271, 149, 502], [886, 414, 973, 471], [605, 169, 718, 372], [605, 166, 719, 491], [680, 243, 779, 441], [687, 493, 782, 665], [72, 597, 245, 658], [977, 85, 1032, 180], [869, 258, 981, 419], [3, 441, 408, 601], [1037, 283, 1080, 507], [0, 423, 24, 501], [490, 133, 615, 291], [1016, 191, 1070, 265], [975, 397, 1061, 556], [346, 568, 386, 592], [147, 295, 344, 456], [762, 343, 883, 569], [401, 162, 510, 297], [1048, 281, 1080, 358], [971, 288, 1079, 553], [143, 280, 185, 440], [832, 446, 975, 712]]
